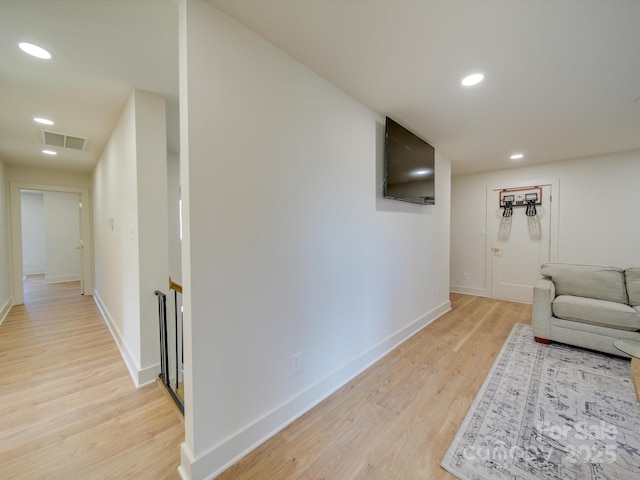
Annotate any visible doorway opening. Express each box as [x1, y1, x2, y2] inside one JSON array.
[[9, 182, 93, 306], [20, 190, 83, 299]]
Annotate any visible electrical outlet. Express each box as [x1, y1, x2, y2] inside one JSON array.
[[463, 272, 469, 280], [292, 352, 302, 374]]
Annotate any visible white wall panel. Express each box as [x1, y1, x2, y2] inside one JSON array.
[[179, 1, 451, 477]]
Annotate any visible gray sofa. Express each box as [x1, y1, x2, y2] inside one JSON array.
[[532, 263, 640, 357]]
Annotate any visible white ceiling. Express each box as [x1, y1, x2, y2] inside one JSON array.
[[0, 0, 179, 173], [1, 1, 639, 176], [211, 0, 640, 175]]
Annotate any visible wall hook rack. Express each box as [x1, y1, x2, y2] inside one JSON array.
[[499, 186, 542, 217]]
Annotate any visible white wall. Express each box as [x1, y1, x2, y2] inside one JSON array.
[[92, 88, 168, 386], [135, 90, 170, 372], [21, 192, 46, 275], [7, 165, 91, 189], [179, 2, 451, 478], [0, 158, 11, 324], [93, 91, 140, 378], [450, 149, 640, 296], [43, 191, 81, 283], [168, 152, 182, 284], [167, 152, 183, 379]]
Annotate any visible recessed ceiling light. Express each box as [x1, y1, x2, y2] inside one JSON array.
[[510, 153, 524, 160], [461, 73, 484, 87], [18, 42, 53, 60], [34, 117, 54, 125], [42, 149, 57, 155]]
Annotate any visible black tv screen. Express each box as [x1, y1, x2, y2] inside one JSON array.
[[383, 117, 435, 205]]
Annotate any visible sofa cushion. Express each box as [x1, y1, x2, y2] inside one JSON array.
[[541, 263, 628, 304], [552, 295, 640, 331], [625, 268, 640, 307]]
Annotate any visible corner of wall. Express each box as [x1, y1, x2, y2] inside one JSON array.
[[138, 364, 161, 387], [178, 443, 195, 480], [0, 296, 12, 326]]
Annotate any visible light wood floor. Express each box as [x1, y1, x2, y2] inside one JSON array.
[[216, 294, 532, 480], [0, 278, 530, 479], [0, 276, 184, 479]]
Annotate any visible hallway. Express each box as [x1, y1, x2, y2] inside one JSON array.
[[0, 276, 183, 479]]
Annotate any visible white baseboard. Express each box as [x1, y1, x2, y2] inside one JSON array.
[[139, 363, 161, 386], [24, 269, 45, 276], [0, 296, 12, 326], [179, 444, 194, 480], [181, 300, 452, 480], [93, 290, 159, 387], [45, 274, 81, 284], [449, 284, 488, 297]]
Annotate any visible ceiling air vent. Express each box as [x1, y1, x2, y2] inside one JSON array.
[[40, 129, 87, 151]]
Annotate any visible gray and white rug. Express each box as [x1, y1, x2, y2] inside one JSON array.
[[441, 323, 640, 480]]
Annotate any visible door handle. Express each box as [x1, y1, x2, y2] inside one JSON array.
[[492, 247, 502, 253]]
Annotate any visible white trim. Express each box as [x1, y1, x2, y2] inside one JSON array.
[[45, 274, 81, 284], [178, 444, 194, 480], [180, 300, 452, 480], [24, 270, 45, 276], [450, 285, 488, 297], [0, 296, 12, 326], [9, 182, 94, 305], [138, 363, 161, 387]]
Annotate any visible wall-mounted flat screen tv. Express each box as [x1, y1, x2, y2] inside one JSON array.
[[383, 117, 435, 205]]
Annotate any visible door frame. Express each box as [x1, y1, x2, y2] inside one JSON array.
[[484, 178, 560, 300], [9, 182, 93, 305]]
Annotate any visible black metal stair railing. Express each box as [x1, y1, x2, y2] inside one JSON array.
[[155, 278, 184, 414]]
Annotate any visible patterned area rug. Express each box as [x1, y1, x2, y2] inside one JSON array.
[[441, 323, 640, 480]]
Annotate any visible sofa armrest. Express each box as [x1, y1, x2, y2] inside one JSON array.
[[533, 277, 555, 340]]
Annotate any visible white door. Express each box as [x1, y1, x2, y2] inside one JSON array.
[[489, 185, 551, 303]]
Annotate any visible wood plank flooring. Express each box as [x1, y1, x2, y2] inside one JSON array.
[[0, 277, 531, 479], [0, 276, 184, 479], [216, 294, 532, 480]]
